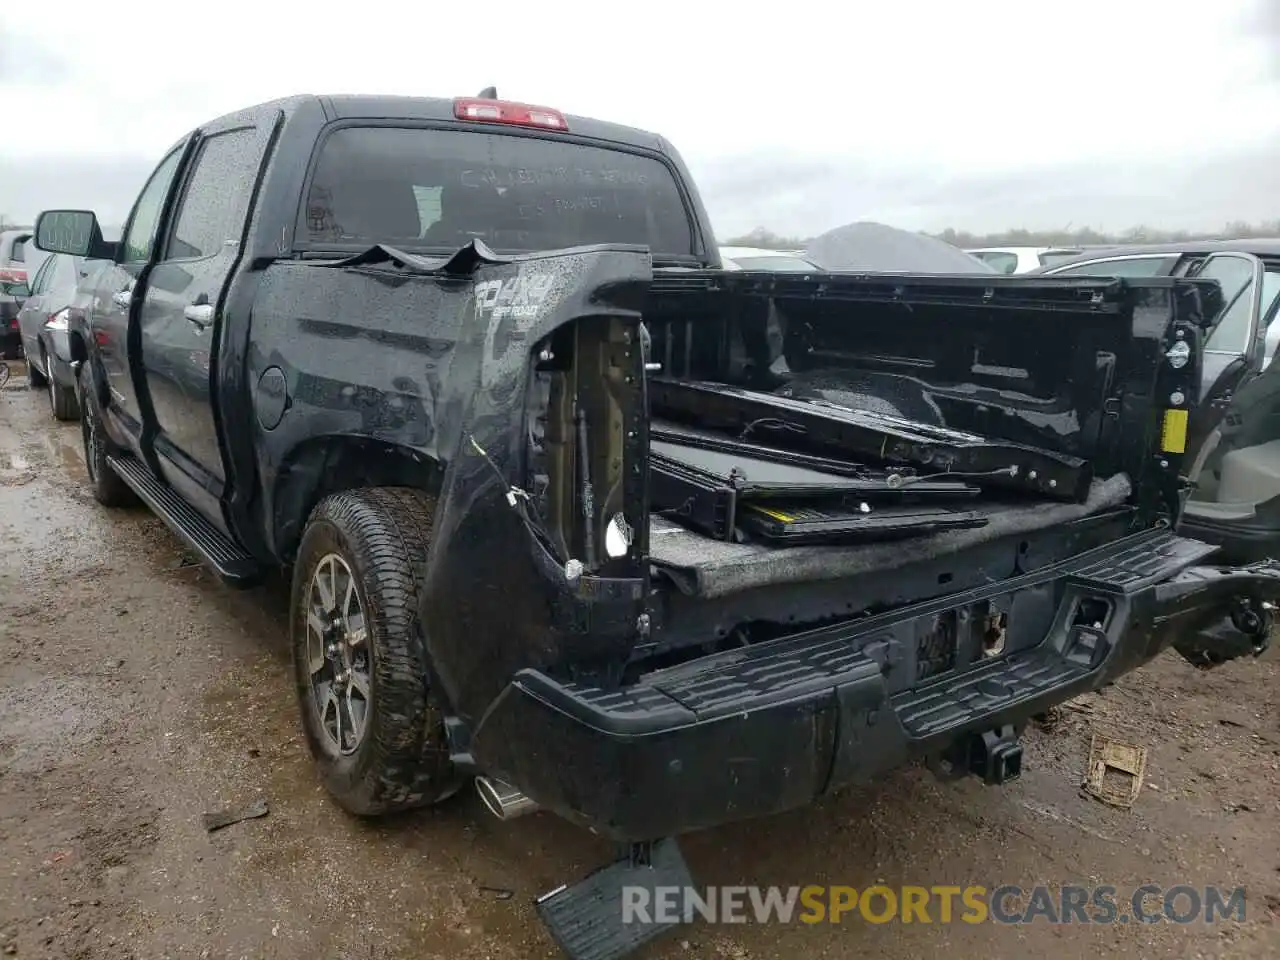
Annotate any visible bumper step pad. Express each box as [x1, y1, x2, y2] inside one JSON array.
[[1066, 529, 1219, 593], [536, 839, 693, 960], [894, 651, 1090, 738]]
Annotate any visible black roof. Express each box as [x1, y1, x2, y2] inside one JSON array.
[[197, 93, 665, 152], [1030, 237, 1280, 272]]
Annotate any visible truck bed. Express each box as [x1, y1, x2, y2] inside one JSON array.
[[648, 473, 1132, 598]]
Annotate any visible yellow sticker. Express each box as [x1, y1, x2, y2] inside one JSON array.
[[748, 505, 796, 523], [1161, 408, 1188, 454]]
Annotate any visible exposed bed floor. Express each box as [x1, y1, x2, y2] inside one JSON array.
[[648, 473, 1133, 598]]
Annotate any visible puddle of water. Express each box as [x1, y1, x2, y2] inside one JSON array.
[[0, 674, 109, 774], [36, 425, 87, 475], [0, 451, 36, 486], [0, 471, 115, 576]]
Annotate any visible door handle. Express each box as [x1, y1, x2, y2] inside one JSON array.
[[184, 303, 214, 328], [111, 290, 132, 308]]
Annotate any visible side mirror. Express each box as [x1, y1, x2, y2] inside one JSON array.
[[34, 209, 113, 258]]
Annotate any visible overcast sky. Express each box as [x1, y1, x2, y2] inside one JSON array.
[[2, 0, 1279, 238]]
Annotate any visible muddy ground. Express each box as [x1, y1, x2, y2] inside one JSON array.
[[0, 368, 1277, 959]]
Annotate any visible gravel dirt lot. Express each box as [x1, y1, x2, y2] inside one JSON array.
[[1, 368, 1278, 959]]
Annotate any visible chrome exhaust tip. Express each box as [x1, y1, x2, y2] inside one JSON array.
[[475, 776, 538, 821]]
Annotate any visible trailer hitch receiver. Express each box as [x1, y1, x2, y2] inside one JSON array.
[[933, 723, 1024, 786]]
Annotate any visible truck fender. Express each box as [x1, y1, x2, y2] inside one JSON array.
[[270, 434, 445, 563]]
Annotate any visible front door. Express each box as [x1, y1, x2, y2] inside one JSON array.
[[1182, 253, 1267, 465], [137, 121, 270, 527], [89, 145, 188, 447], [1180, 259, 1280, 560], [16, 255, 57, 363]]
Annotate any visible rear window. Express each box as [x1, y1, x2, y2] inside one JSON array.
[[973, 251, 1018, 274], [730, 256, 821, 272], [299, 126, 695, 259], [10, 238, 25, 263], [1038, 250, 1083, 267]]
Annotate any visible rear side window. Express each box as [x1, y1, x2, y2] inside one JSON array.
[[299, 126, 695, 258], [1052, 257, 1171, 277], [167, 127, 263, 260], [973, 251, 1018, 273]]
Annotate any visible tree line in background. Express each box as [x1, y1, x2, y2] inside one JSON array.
[[725, 221, 1280, 250]]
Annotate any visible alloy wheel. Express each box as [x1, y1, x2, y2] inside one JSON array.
[[305, 553, 372, 756]]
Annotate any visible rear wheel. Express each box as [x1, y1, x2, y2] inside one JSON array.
[[47, 356, 78, 421], [77, 366, 138, 507], [291, 487, 460, 816], [27, 360, 46, 389]]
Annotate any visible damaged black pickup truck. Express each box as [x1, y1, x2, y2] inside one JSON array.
[[34, 92, 1280, 958]]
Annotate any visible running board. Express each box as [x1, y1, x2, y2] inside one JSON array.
[[106, 453, 260, 586]]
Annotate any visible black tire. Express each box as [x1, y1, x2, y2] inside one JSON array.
[[291, 487, 460, 816], [27, 360, 47, 389], [48, 358, 79, 421], [77, 365, 138, 507]]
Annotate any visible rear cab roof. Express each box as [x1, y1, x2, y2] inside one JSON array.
[[320, 95, 668, 152]]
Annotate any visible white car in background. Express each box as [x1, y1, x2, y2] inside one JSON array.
[[719, 246, 823, 272], [966, 246, 1089, 274]]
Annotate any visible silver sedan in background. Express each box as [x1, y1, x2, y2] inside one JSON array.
[[16, 253, 105, 420]]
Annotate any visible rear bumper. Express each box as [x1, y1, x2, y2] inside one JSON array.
[[471, 529, 1280, 841]]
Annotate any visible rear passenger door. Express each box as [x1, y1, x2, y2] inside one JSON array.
[[138, 118, 271, 528]]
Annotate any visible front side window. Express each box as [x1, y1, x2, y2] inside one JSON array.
[[1260, 269, 1280, 325], [30, 256, 56, 294], [167, 127, 262, 260], [1196, 255, 1257, 354], [299, 126, 696, 259], [1259, 269, 1280, 368], [122, 148, 185, 263]]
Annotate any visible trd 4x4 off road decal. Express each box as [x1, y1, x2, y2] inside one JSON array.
[[474, 273, 556, 322]]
